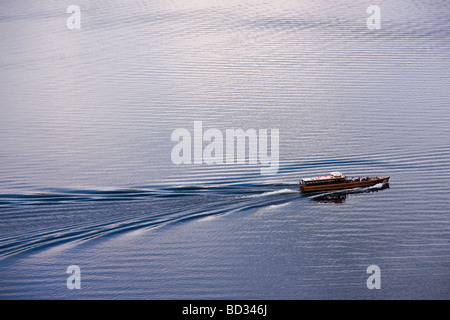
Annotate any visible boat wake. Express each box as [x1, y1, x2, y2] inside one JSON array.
[[243, 188, 299, 198], [0, 183, 300, 259]]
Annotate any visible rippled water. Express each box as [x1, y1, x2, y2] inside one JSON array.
[[1, 0, 449, 299]]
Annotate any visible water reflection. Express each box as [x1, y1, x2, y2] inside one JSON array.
[[311, 193, 348, 203], [309, 183, 390, 203]]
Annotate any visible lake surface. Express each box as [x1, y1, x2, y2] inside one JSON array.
[[0, 0, 449, 299]]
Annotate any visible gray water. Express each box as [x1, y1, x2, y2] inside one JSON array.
[[0, 0, 449, 299]]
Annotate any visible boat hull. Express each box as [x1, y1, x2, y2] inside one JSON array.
[[300, 176, 389, 193]]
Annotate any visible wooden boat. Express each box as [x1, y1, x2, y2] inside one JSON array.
[[300, 172, 389, 193]]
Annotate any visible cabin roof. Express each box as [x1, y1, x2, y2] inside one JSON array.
[[302, 172, 345, 182], [302, 175, 335, 182]]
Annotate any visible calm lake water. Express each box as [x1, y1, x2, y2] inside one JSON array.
[[0, 0, 449, 299]]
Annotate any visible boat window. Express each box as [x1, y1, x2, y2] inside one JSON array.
[[304, 179, 342, 186]]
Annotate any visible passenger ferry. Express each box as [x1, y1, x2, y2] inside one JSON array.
[[300, 172, 390, 193]]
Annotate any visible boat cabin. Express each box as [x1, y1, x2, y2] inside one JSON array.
[[300, 172, 346, 187]]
